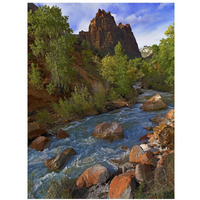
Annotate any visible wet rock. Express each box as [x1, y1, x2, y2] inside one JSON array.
[[56, 129, 69, 139], [29, 136, 49, 151], [141, 151, 157, 167], [150, 115, 165, 124], [76, 164, 110, 188], [112, 98, 129, 108], [28, 123, 46, 140], [135, 164, 154, 184], [45, 148, 76, 171], [140, 94, 167, 111], [109, 170, 136, 199], [144, 126, 153, 131], [139, 134, 148, 141], [129, 145, 144, 163], [140, 144, 151, 151], [92, 122, 124, 140], [121, 146, 129, 151], [86, 183, 109, 199], [166, 109, 174, 120]]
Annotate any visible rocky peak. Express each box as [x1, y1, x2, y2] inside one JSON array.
[[79, 9, 141, 59]]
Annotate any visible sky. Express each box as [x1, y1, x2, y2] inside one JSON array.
[[35, 3, 174, 49]]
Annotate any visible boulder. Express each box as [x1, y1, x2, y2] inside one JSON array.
[[28, 123, 46, 140], [56, 129, 69, 139], [129, 145, 157, 166], [109, 170, 136, 199], [112, 98, 129, 108], [45, 148, 76, 171], [166, 109, 174, 120], [135, 164, 154, 184], [129, 145, 144, 163], [140, 94, 167, 111], [29, 136, 49, 151], [92, 122, 124, 140], [76, 164, 110, 188], [121, 146, 129, 151], [153, 124, 174, 146]]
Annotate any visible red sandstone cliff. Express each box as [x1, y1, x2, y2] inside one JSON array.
[[79, 9, 141, 59]]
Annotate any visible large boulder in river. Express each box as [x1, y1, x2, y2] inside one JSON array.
[[76, 164, 110, 188], [29, 136, 50, 151], [56, 129, 69, 139], [109, 170, 136, 199], [28, 122, 46, 140], [92, 122, 124, 140], [140, 94, 167, 111], [45, 148, 76, 171]]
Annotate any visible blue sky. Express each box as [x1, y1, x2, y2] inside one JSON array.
[[35, 3, 174, 49]]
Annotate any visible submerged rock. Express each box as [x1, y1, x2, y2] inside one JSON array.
[[56, 129, 69, 139], [76, 164, 110, 188], [92, 122, 124, 140], [29, 136, 49, 151], [140, 94, 167, 111], [109, 170, 136, 199], [45, 148, 76, 171]]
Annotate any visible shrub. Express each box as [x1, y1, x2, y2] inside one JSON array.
[[36, 109, 53, 125], [29, 63, 43, 90], [46, 83, 56, 95], [107, 87, 120, 101], [93, 84, 107, 112]]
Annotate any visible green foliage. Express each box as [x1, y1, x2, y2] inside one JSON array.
[[81, 49, 94, 67], [28, 5, 76, 92], [93, 84, 107, 112], [46, 83, 56, 95], [36, 109, 53, 125], [53, 85, 94, 117], [107, 87, 120, 101], [29, 63, 43, 90], [100, 42, 139, 97]]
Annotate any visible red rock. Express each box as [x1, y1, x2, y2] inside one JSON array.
[[112, 98, 129, 108], [76, 164, 110, 188], [153, 124, 167, 139], [166, 109, 174, 120], [140, 94, 167, 111], [121, 146, 129, 151], [79, 9, 141, 59], [29, 136, 49, 151], [45, 148, 76, 170], [109, 171, 136, 199], [28, 123, 46, 140], [141, 151, 157, 167], [56, 129, 69, 139], [129, 145, 144, 163], [135, 164, 154, 184], [92, 122, 124, 140], [147, 132, 153, 138]]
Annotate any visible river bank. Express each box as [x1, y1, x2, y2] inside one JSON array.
[[28, 89, 174, 198]]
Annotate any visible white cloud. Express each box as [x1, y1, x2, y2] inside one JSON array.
[[133, 22, 171, 48], [157, 3, 170, 10], [74, 19, 90, 34]]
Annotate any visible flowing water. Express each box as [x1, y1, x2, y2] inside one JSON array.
[[28, 89, 174, 198]]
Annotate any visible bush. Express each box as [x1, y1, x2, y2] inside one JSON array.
[[53, 85, 95, 117], [46, 83, 56, 95], [36, 109, 53, 125], [93, 84, 107, 112], [107, 87, 120, 101], [29, 63, 43, 90]]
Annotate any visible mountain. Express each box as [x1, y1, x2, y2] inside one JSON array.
[[140, 45, 153, 59], [79, 9, 141, 59]]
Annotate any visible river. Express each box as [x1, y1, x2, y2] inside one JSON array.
[[28, 89, 174, 198]]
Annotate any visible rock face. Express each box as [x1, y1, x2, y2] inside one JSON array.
[[28, 3, 38, 12], [92, 122, 124, 140], [45, 148, 76, 170], [56, 129, 69, 139], [140, 94, 167, 111], [79, 9, 141, 59], [109, 170, 136, 199], [28, 123, 46, 140], [29, 136, 49, 151], [76, 164, 110, 188]]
